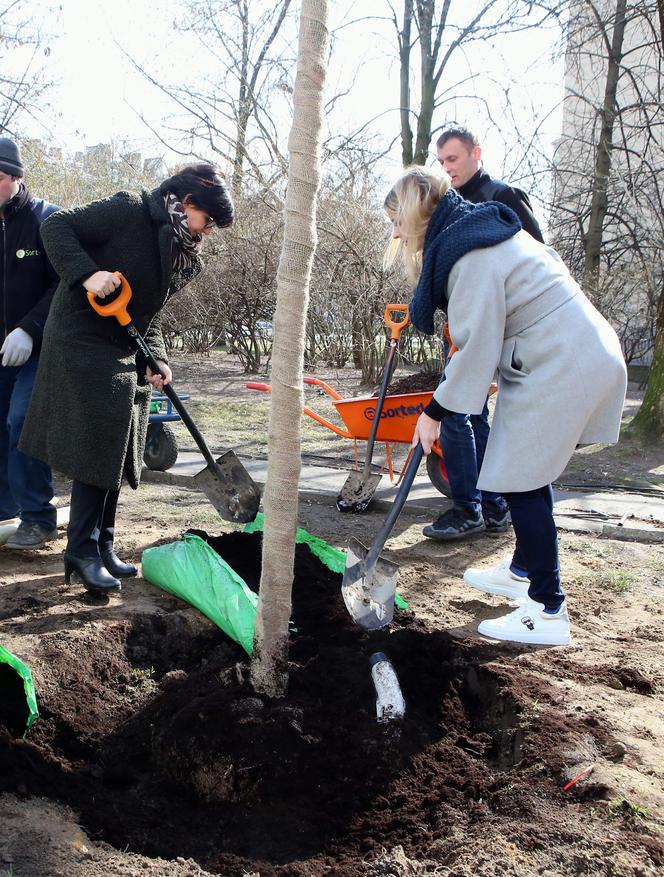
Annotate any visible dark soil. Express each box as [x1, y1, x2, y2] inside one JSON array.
[[2, 531, 659, 876], [386, 371, 440, 396], [0, 664, 29, 737]]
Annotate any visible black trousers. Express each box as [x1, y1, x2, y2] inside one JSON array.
[[66, 480, 120, 558], [503, 484, 565, 611]]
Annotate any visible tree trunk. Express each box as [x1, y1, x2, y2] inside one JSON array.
[[629, 0, 664, 439], [399, 0, 414, 166], [250, 0, 329, 698], [582, 0, 628, 291], [629, 286, 664, 440], [413, 1, 435, 166]]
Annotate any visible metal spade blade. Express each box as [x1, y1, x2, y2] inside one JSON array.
[[341, 444, 424, 629], [341, 536, 398, 629], [192, 450, 261, 523], [336, 470, 382, 513], [336, 305, 410, 513]]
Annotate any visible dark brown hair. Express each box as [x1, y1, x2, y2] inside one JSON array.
[[436, 126, 479, 151], [160, 163, 234, 228]]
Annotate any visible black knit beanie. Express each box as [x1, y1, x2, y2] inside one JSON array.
[[0, 138, 24, 177]]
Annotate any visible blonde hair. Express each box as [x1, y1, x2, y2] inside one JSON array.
[[384, 166, 451, 284]]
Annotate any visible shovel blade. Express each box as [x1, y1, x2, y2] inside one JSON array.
[[341, 537, 398, 630], [336, 470, 382, 513], [193, 451, 260, 523]]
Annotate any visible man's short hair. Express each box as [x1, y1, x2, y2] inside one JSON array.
[[436, 127, 479, 151]]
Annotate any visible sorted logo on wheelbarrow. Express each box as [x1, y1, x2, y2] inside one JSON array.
[[364, 402, 426, 421], [334, 392, 434, 444]]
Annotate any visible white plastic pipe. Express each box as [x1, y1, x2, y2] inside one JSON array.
[[370, 652, 406, 722]]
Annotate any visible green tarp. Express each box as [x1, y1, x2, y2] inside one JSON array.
[[141, 517, 408, 656], [142, 533, 258, 656]]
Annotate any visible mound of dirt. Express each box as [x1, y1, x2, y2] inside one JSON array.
[[386, 371, 440, 396], [1, 531, 661, 877]]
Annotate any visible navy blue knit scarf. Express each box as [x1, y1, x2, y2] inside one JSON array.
[[408, 188, 522, 335]]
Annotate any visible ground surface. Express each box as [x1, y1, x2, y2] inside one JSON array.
[[0, 353, 663, 877]]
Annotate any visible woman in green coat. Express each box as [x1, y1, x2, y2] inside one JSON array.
[[20, 163, 233, 594]]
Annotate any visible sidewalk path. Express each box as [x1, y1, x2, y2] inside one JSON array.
[[143, 451, 664, 543]]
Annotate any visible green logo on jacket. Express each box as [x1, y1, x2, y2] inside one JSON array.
[[16, 249, 41, 259]]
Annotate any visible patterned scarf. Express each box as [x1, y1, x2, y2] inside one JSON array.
[[408, 188, 522, 335], [164, 192, 204, 271]]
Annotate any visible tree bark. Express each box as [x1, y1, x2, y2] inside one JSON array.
[[629, 0, 664, 439], [629, 291, 664, 439], [413, 0, 436, 165], [399, 0, 414, 166], [250, 0, 329, 697], [582, 0, 628, 290]]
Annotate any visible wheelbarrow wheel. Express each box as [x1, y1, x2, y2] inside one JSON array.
[[426, 452, 452, 498], [144, 423, 179, 471]]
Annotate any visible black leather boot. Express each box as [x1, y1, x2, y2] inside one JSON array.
[[101, 549, 138, 579], [64, 554, 121, 593]]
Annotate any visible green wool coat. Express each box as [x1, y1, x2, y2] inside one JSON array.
[[19, 188, 202, 491]]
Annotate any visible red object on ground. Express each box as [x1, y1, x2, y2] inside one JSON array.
[[563, 763, 596, 791]]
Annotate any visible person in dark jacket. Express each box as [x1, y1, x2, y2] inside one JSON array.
[[20, 163, 234, 594], [422, 125, 544, 542], [0, 137, 60, 550]]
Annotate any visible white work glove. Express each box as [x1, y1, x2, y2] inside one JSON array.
[[1, 327, 33, 368]]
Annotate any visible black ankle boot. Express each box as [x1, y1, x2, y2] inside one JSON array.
[[101, 548, 138, 579], [64, 554, 121, 593]]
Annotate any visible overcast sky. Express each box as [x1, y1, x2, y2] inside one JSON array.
[[16, 0, 565, 190]]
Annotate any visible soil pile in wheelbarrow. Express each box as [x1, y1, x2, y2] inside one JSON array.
[[386, 369, 441, 395], [0, 530, 652, 877]]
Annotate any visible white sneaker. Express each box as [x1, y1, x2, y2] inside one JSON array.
[[463, 557, 530, 600], [478, 599, 571, 646]]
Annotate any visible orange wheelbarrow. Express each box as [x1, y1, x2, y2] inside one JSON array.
[[245, 379, 452, 503]]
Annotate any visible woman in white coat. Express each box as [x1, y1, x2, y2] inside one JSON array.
[[385, 166, 627, 646]]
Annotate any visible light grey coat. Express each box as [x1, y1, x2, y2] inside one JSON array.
[[434, 230, 627, 493]]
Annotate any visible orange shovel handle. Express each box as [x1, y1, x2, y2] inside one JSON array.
[[384, 304, 410, 340], [86, 271, 133, 326]]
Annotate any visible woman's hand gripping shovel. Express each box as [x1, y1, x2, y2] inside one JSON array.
[[336, 305, 410, 513], [87, 272, 260, 524], [342, 442, 423, 629]]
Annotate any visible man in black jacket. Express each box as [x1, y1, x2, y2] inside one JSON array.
[[423, 126, 544, 542], [0, 137, 60, 549]]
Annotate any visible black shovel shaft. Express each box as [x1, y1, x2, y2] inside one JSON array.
[[127, 324, 217, 471], [365, 443, 424, 574], [363, 339, 398, 478]]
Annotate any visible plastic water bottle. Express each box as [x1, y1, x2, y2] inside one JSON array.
[[370, 652, 406, 722]]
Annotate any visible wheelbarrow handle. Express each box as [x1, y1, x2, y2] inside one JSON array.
[[86, 271, 133, 326], [384, 304, 410, 340]]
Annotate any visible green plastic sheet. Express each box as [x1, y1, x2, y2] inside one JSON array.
[[244, 513, 409, 610], [142, 533, 258, 656], [0, 644, 39, 734]]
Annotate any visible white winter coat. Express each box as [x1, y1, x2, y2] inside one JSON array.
[[434, 230, 627, 493]]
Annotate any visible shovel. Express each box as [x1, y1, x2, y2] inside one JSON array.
[[87, 272, 260, 524], [337, 304, 410, 513], [342, 443, 424, 629]]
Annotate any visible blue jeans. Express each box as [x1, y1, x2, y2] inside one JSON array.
[[504, 484, 565, 611], [0, 356, 56, 528], [439, 400, 507, 520]]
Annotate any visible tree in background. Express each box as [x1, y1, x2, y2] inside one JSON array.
[[132, 0, 294, 198], [629, 0, 664, 439], [251, 0, 329, 697], [0, 0, 51, 130], [550, 0, 663, 375], [392, 0, 563, 166]]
